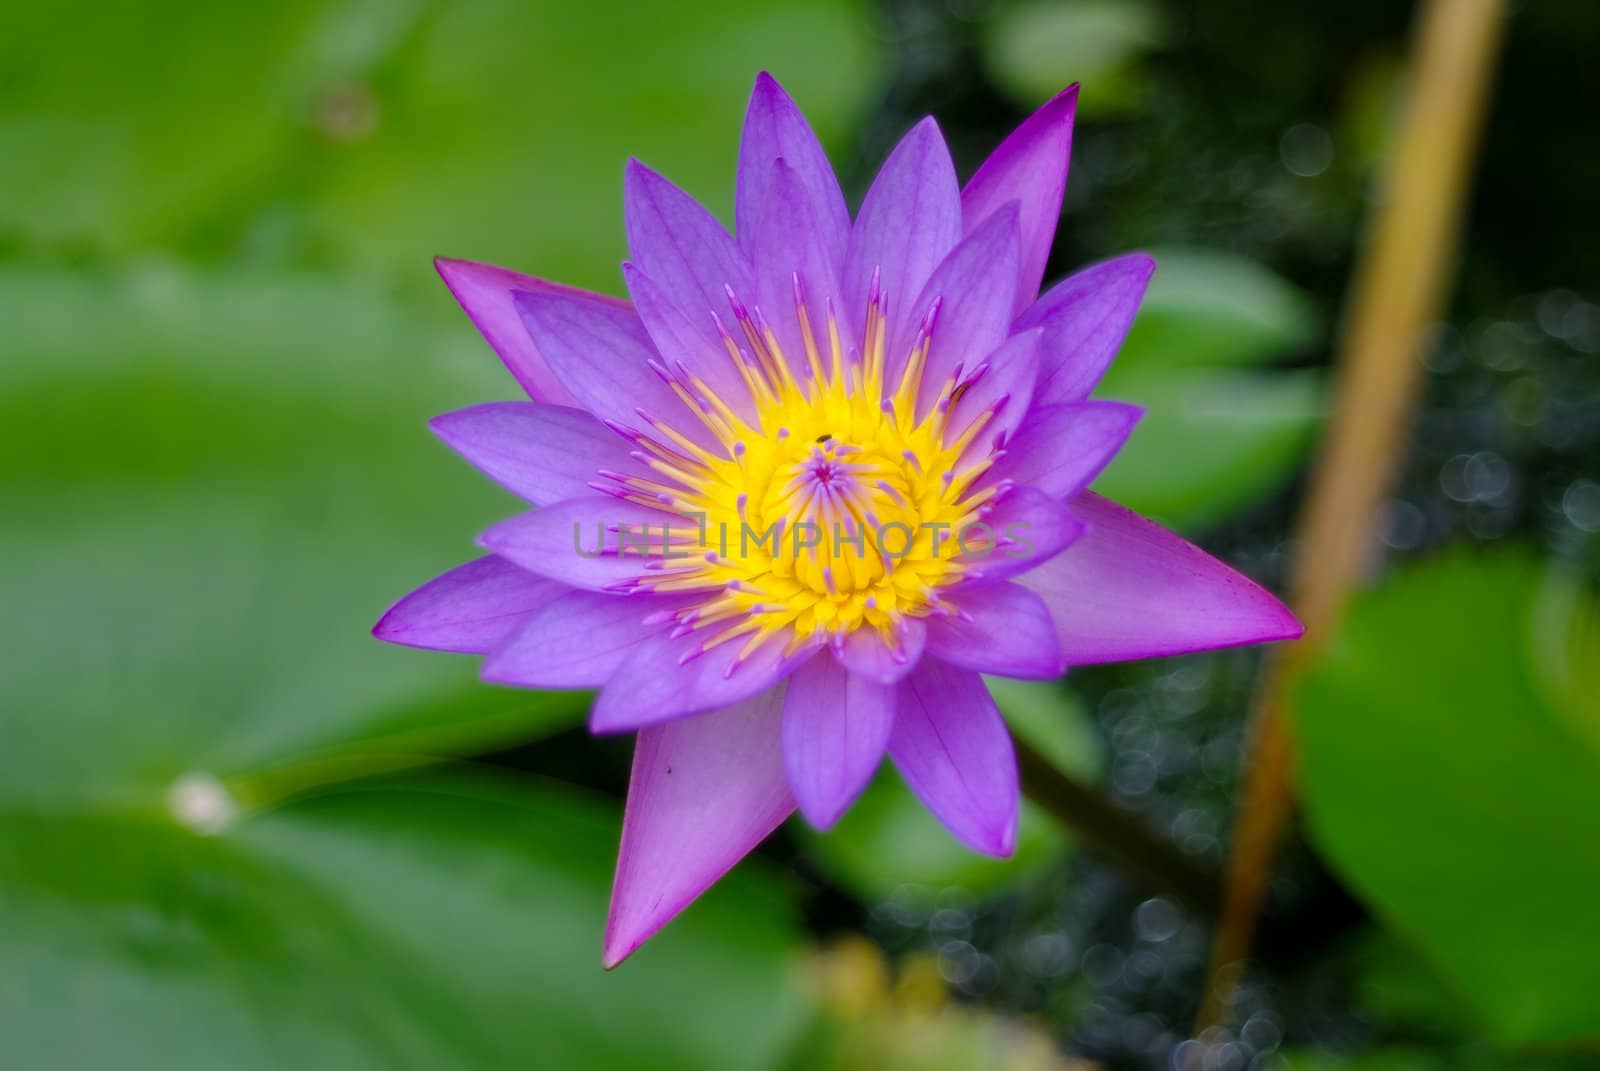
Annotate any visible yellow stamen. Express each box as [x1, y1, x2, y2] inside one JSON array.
[[621, 285, 1006, 655]]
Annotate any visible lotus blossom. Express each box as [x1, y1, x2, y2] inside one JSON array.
[[375, 72, 1302, 966]]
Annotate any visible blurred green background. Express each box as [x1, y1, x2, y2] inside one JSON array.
[[2, 1, 1596, 1069]]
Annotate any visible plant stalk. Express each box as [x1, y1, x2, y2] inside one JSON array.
[[1196, 0, 1508, 1031], [1016, 738, 1220, 915]]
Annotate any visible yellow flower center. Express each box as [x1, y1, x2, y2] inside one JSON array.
[[601, 280, 1008, 664]]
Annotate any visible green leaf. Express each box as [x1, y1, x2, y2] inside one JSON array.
[[1530, 569, 1600, 757], [1, 1, 879, 291], [981, 0, 1166, 118], [0, 9, 885, 1056], [1347, 933, 1477, 1039], [1093, 368, 1322, 531], [1295, 550, 1600, 1046], [800, 681, 1100, 899], [293, 0, 879, 294], [985, 677, 1104, 782], [0, 261, 813, 1065], [0, 3, 336, 254], [1279, 1049, 1583, 1071], [1113, 248, 1320, 374], [1279, 1051, 1442, 1071], [0, 775, 805, 1070], [798, 772, 1059, 901], [1092, 248, 1323, 531], [0, 264, 585, 805]]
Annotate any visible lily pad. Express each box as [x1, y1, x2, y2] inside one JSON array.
[[1295, 551, 1600, 1046]]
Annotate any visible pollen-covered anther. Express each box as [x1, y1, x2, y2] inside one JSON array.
[[614, 277, 1005, 653]]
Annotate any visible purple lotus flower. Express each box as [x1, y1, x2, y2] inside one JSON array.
[[375, 73, 1301, 966]]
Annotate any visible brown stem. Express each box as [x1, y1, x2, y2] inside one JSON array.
[[1195, 0, 1508, 1031], [1016, 737, 1220, 916]]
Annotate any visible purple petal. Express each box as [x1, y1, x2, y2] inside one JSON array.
[[477, 498, 683, 591], [604, 686, 793, 967], [961, 85, 1079, 312], [736, 73, 849, 375], [737, 73, 850, 265], [890, 205, 1020, 415], [782, 653, 896, 829], [742, 158, 846, 380], [1018, 493, 1304, 664], [843, 116, 962, 344], [992, 401, 1143, 499], [1016, 253, 1156, 405], [623, 162, 758, 411], [590, 627, 818, 733], [949, 329, 1042, 470], [511, 287, 717, 451], [624, 159, 755, 321], [836, 619, 926, 685], [622, 264, 754, 421], [429, 402, 640, 505], [372, 556, 565, 654], [483, 589, 689, 688], [959, 485, 1087, 584], [433, 258, 587, 406], [888, 658, 1018, 856], [926, 582, 1063, 679]]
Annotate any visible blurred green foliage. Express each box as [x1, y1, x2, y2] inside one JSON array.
[[0, 776, 804, 1069], [1280, 1047, 1582, 1071], [0, 0, 877, 1065], [1296, 552, 1600, 1046], [0, 0, 876, 294], [789, 938, 1081, 1071], [982, 0, 1165, 119], [1094, 248, 1323, 531]]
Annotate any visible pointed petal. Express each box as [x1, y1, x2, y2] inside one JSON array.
[[624, 159, 755, 322], [836, 619, 926, 685], [590, 627, 818, 733], [741, 158, 845, 380], [429, 402, 639, 505], [960, 484, 1087, 583], [961, 85, 1078, 311], [511, 287, 717, 451], [949, 329, 1042, 470], [782, 653, 896, 829], [993, 401, 1143, 499], [927, 582, 1063, 679], [890, 204, 1020, 413], [477, 499, 682, 591], [843, 116, 962, 343], [605, 687, 793, 967], [483, 590, 690, 688], [889, 659, 1018, 856], [737, 72, 850, 265], [736, 73, 849, 374], [622, 263, 754, 420], [372, 556, 565, 654], [1018, 493, 1304, 664], [433, 258, 587, 406], [1016, 253, 1156, 405], [622, 162, 758, 413]]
